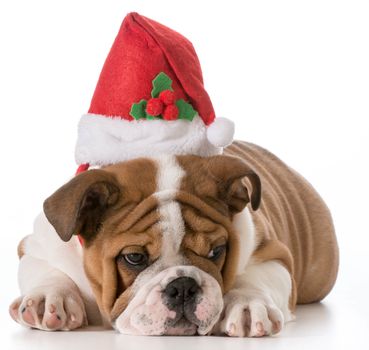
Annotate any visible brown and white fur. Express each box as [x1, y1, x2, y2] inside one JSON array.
[[9, 141, 339, 336]]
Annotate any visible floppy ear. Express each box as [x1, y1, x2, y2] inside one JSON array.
[[207, 155, 261, 213], [43, 169, 120, 242]]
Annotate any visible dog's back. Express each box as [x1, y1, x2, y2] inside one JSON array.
[[225, 141, 339, 303]]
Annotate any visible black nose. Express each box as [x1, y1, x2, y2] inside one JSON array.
[[164, 277, 200, 307]]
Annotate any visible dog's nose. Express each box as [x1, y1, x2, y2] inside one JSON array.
[[164, 277, 200, 306]]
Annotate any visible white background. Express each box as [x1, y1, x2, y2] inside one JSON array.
[[0, 0, 368, 349]]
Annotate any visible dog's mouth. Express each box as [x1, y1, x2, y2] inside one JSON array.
[[163, 300, 214, 336], [165, 316, 198, 336]]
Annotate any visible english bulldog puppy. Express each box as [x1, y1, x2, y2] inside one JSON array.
[[9, 141, 339, 336]]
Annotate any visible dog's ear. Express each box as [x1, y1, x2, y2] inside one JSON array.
[[43, 169, 120, 242], [207, 155, 261, 213]]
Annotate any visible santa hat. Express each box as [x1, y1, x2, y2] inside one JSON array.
[[75, 12, 234, 171]]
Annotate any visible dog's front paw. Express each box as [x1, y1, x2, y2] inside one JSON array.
[[212, 296, 284, 337], [9, 287, 87, 331]]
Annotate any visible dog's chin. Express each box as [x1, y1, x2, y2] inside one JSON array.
[[165, 317, 198, 336]]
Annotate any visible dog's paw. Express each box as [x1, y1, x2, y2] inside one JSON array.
[[212, 297, 284, 337], [9, 287, 87, 331]]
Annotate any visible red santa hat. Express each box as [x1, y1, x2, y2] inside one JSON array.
[[75, 12, 234, 171]]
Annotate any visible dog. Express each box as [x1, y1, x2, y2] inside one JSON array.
[[9, 141, 339, 336]]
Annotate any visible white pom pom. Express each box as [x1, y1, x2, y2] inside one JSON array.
[[206, 117, 235, 148]]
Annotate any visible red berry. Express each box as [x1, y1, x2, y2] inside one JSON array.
[[159, 90, 175, 105], [146, 98, 164, 116], [163, 104, 179, 120]]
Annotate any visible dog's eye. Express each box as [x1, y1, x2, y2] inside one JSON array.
[[207, 245, 226, 260], [122, 253, 148, 267]]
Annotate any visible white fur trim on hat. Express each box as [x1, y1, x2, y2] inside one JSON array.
[[75, 114, 224, 166]]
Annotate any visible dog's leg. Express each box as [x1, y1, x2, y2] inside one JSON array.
[[212, 260, 293, 337], [9, 212, 89, 331], [9, 254, 87, 331]]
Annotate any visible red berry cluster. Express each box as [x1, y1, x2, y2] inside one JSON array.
[[146, 90, 179, 120]]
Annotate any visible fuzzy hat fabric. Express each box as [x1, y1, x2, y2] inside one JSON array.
[[75, 12, 234, 171]]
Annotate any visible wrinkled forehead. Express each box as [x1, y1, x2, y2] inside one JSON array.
[[103, 154, 227, 206], [102, 155, 228, 252]]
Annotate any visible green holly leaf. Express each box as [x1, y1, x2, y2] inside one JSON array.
[[146, 115, 161, 120], [130, 99, 147, 120], [151, 72, 173, 98], [176, 99, 197, 121]]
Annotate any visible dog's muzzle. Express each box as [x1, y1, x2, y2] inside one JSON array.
[[113, 266, 223, 335]]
